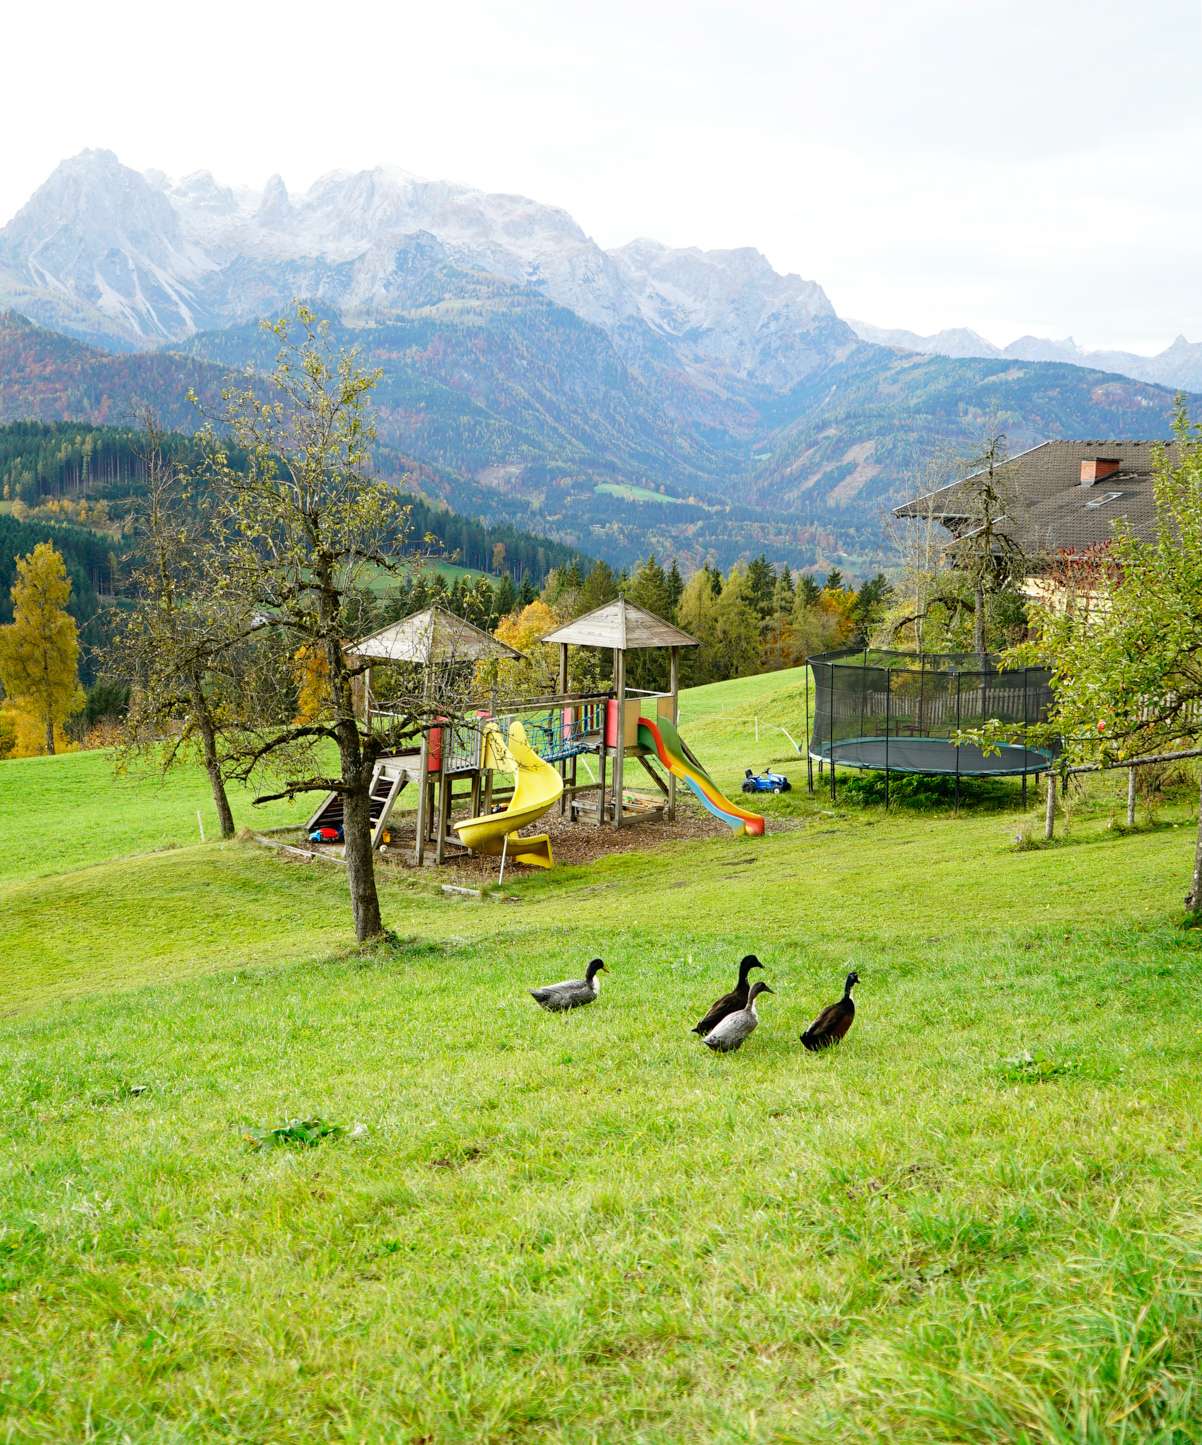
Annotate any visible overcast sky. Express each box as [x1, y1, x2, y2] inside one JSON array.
[[3, 0, 1197, 352]]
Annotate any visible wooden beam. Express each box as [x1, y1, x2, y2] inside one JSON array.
[[636, 752, 670, 796]]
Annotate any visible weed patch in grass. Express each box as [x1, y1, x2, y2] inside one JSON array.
[[997, 1049, 1082, 1083], [241, 1116, 355, 1150]]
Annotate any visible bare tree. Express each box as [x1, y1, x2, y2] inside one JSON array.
[[886, 431, 1025, 655], [196, 308, 443, 943], [882, 443, 968, 651], [110, 418, 243, 838], [956, 432, 1025, 655]]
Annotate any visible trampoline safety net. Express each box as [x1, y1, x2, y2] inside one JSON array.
[[808, 648, 1055, 782]]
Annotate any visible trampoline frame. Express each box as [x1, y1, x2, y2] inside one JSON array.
[[809, 736, 1054, 778], [804, 647, 1056, 810]]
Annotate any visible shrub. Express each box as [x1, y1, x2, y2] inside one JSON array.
[[836, 769, 1009, 810]]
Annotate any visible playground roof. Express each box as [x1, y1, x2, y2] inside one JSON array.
[[347, 606, 523, 664], [541, 599, 699, 651]]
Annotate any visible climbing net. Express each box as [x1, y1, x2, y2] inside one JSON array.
[[497, 699, 607, 763]]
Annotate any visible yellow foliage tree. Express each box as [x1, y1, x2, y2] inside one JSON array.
[[480, 599, 561, 697], [478, 599, 601, 698], [0, 542, 84, 755], [293, 643, 331, 723], [0, 704, 17, 759]]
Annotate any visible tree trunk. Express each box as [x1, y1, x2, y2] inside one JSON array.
[[44, 712, 55, 756], [322, 580, 382, 942], [190, 681, 235, 839], [1187, 768, 1202, 915], [973, 582, 986, 656], [341, 746, 383, 942], [199, 713, 235, 838]]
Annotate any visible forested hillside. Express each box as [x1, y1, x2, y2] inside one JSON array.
[[3, 306, 1189, 575], [0, 421, 595, 620]]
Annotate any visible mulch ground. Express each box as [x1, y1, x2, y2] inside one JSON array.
[[378, 801, 721, 883], [260, 792, 809, 887]]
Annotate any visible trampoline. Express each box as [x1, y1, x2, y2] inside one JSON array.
[[810, 737, 1053, 776], [806, 648, 1057, 807]]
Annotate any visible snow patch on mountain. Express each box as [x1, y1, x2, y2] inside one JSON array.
[[610, 237, 844, 386], [0, 149, 843, 386]]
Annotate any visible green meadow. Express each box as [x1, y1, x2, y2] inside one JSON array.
[[2, 668, 1201, 1442]]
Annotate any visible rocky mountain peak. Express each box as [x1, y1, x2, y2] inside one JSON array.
[[0, 150, 842, 386], [0, 149, 213, 343], [256, 174, 292, 227]]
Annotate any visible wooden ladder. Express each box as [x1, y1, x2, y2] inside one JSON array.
[[304, 760, 411, 849]]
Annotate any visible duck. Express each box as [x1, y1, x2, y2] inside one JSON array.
[[530, 958, 607, 1012], [800, 971, 859, 1051], [703, 980, 774, 1052], [691, 954, 765, 1036]]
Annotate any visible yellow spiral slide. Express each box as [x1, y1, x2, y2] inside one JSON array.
[[453, 720, 564, 868]]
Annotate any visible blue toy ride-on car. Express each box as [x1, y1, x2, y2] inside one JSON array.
[[742, 768, 792, 795]]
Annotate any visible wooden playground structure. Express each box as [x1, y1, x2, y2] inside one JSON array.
[[305, 600, 765, 869]]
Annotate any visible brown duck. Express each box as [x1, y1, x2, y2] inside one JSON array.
[[800, 971, 859, 1051], [691, 954, 764, 1037]]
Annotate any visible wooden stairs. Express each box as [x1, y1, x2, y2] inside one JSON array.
[[304, 759, 411, 848]]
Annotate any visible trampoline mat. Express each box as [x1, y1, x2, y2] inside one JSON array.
[[813, 736, 1052, 777]]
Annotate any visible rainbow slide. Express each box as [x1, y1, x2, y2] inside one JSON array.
[[637, 716, 765, 837]]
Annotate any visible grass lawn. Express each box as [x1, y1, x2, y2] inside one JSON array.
[[358, 557, 493, 597], [594, 481, 693, 506], [0, 748, 309, 887], [2, 669, 1202, 1441]]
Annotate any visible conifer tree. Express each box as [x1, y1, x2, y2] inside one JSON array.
[[666, 559, 684, 616], [578, 560, 619, 613], [712, 566, 763, 677], [676, 569, 722, 685], [745, 554, 776, 621], [493, 574, 518, 617], [0, 541, 84, 755], [772, 567, 796, 616], [796, 574, 821, 608], [625, 554, 672, 619]]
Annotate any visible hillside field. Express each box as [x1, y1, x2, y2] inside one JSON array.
[[2, 668, 1202, 1442]]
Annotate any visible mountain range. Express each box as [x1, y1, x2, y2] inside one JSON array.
[[849, 321, 1202, 394], [0, 149, 1192, 572]]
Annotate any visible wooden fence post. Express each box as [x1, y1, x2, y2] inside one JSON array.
[[1045, 771, 1056, 841], [1126, 765, 1137, 828]]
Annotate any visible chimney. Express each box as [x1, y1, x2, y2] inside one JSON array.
[[1080, 457, 1120, 486]]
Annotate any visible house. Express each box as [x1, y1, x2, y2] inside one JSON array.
[[893, 440, 1171, 605]]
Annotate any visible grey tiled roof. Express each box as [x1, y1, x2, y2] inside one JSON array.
[[894, 440, 1171, 559]]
